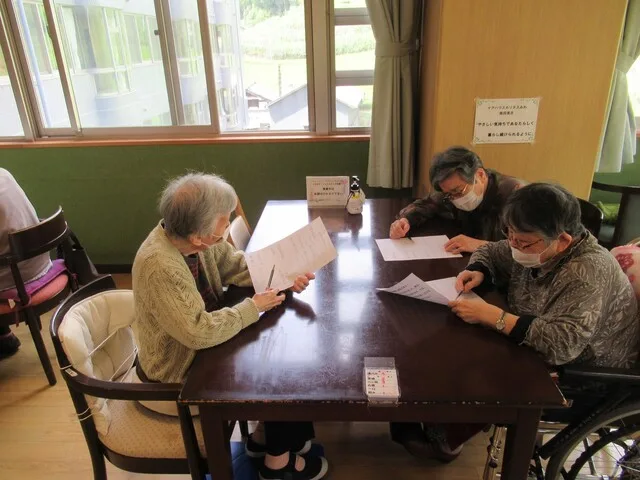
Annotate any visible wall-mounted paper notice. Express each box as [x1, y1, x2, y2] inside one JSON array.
[[473, 97, 540, 144]]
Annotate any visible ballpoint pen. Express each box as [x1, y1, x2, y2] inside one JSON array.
[[267, 264, 275, 289], [455, 279, 470, 300]]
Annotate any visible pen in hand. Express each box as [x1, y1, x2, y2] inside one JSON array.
[[267, 264, 275, 289], [456, 279, 471, 299]]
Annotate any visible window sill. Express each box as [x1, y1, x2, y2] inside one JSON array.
[[0, 133, 370, 149]]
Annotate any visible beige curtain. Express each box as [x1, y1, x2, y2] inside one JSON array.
[[596, 0, 640, 173], [365, 0, 422, 188]]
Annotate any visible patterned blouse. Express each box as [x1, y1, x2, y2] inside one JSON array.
[[467, 233, 639, 368]]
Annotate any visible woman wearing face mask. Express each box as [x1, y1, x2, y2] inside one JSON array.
[[391, 183, 639, 463], [450, 182, 638, 367], [132, 173, 328, 480], [389, 146, 525, 253]]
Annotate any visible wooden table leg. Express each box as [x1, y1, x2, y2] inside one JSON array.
[[200, 407, 233, 480], [501, 408, 541, 480]]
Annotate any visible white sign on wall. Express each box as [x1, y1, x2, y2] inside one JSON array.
[[473, 97, 540, 144], [306, 176, 350, 207]]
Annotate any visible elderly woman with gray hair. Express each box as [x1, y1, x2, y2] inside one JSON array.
[[392, 183, 639, 463], [389, 146, 525, 253], [132, 173, 327, 480]]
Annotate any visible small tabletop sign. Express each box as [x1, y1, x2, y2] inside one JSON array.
[[306, 176, 350, 208], [473, 97, 540, 144]]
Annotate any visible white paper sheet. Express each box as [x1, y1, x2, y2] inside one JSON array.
[[374, 235, 462, 261], [377, 274, 479, 306], [245, 217, 338, 293]]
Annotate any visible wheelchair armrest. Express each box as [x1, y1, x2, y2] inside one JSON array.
[[560, 365, 640, 385]]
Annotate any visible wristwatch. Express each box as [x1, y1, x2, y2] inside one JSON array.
[[496, 310, 507, 331]]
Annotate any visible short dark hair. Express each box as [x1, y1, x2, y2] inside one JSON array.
[[429, 146, 483, 191], [502, 183, 585, 239]]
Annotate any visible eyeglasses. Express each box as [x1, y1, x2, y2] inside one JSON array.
[[207, 223, 231, 243], [442, 182, 472, 201], [502, 228, 544, 250]]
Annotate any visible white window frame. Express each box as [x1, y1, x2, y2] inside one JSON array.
[[330, 4, 374, 133], [0, 0, 33, 140], [0, 0, 372, 141]]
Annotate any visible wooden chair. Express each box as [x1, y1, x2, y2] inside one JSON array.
[[577, 198, 604, 238], [591, 181, 640, 248], [227, 198, 252, 251], [0, 207, 72, 385], [50, 275, 217, 480]]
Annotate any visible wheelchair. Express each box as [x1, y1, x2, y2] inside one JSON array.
[[484, 364, 640, 479]]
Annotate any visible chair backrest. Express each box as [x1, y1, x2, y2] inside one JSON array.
[[51, 275, 137, 435], [227, 197, 252, 250], [617, 192, 640, 246], [228, 216, 251, 251], [592, 181, 640, 247], [577, 198, 603, 238], [8, 207, 68, 261]]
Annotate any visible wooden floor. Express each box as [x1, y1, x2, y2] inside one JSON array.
[[0, 274, 491, 480]]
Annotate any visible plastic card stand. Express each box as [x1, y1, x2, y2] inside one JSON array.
[[364, 357, 400, 406]]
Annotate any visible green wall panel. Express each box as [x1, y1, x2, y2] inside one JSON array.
[[1, 141, 409, 264]]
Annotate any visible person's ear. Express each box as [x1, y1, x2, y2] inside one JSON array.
[[556, 232, 573, 253], [188, 234, 203, 247]]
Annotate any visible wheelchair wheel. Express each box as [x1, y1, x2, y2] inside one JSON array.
[[544, 400, 640, 479]]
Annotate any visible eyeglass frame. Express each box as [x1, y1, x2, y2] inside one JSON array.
[[502, 227, 547, 251], [441, 180, 474, 201]]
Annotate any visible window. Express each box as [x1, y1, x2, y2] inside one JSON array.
[[137, 16, 152, 62], [1, 0, 372, 139], [333, 4, 374, 128], [12, 0, 70, 128], [55, 1, 170, 127], [210, 0, 309, 131], [147, 17, 161, 62], [0, 47, 24, 137], [629, 57, 640, 127], [124, 15, 142, 64]]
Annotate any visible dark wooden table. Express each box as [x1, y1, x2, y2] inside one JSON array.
[[180, 199, 565, 480]]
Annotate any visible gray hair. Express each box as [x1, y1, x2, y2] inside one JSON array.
[[429, 146, 483, 191], [502, 183, 585, 240], [159, 172, 237, 239]]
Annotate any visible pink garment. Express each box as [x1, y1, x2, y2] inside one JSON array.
[[611, 244, 640, 299]]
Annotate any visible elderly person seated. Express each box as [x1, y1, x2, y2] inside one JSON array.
[[0, 168, 52, 358], [389, 146, 525, 253], [132, 173, 327, 480], [393, 183, 640, 462]]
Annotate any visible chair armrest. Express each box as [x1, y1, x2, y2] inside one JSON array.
[[63, 367, 182, 401], [560, 365, 640, 386]]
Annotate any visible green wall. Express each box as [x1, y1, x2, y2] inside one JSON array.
[[1, 141, 408, 264], [591, 137, 640, 203]]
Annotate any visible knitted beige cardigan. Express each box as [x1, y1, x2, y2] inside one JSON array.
[[132, 223, 259, 383]]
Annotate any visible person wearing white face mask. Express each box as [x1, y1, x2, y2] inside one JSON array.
[[450, 182, 638, 367], [389, 147, 525, 253], [391, 183, 639, 464]]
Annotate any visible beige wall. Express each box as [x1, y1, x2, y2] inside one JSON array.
[[418, 0, 627, 199]]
